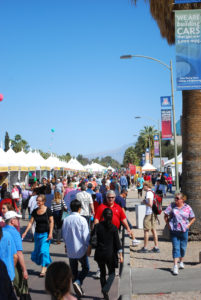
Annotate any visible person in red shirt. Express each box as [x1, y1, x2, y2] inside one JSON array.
[[95, 190, 132, 234]]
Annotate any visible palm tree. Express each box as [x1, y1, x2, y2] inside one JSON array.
[[140, 126, 158, 163], [133, 0, 201, 239]]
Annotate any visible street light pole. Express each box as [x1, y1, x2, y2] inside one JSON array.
[[121, 54, 179, 191]]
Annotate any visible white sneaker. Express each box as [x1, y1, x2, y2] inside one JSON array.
[[132, 239, 141, 246], [179, 262, 184, 269], [173, 265, 179, 275]]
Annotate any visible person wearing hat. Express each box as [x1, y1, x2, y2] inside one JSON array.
[[3, 210, 30, 298]]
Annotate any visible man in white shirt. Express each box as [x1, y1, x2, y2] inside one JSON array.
[[76, 183, 95, 226], [138, 182, 160, 253], [62, 199, 90, 297]]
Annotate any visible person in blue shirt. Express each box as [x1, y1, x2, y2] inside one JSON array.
[[4, 211, 29, 297], [62, 199, 90, 297], [86, 183, 95, 196], [0, 227, 17, 282], [119, 173, 128, 191]]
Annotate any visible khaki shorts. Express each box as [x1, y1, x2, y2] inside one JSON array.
[[143, 214, 157, 230]]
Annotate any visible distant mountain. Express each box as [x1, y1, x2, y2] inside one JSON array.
[[84, 143, 133, 164]]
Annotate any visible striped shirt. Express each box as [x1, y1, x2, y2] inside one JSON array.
[[51, 199, 67, 212]]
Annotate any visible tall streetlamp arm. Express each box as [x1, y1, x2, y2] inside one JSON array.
[[120, 55, 170, 70]]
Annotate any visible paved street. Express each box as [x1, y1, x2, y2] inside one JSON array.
[[21, 221, 119, 300]]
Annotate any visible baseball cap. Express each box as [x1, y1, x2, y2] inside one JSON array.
[[4, 211, 22, 220]]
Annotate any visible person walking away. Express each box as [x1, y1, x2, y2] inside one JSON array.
[[119, 173, 128, 192], [51, 190, 67, 244], [22, 194, 54, 277], [164, 193, 195, 275], [45, 261, 77, 300], [87, 208, 123, 300], [3, 211, 30, 298], [62, 199, 90, 297], [137, 174, 144, 199], [138, 182, 160, 253], [0, 182, 7, 200], [21, 184, 31, 219], [76, 183, 95, 227]]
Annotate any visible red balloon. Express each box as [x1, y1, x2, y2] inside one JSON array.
[[0, 94, 3, 102]]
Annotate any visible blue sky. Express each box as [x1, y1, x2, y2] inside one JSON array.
[[0, 0, 182, 157]]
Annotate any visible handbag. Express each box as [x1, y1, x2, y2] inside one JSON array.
[[90, 225, 98, 248], [163, 223, 171, 240]]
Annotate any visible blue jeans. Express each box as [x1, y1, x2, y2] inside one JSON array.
[[167, 184, 172, 193], [69, 254, 89, 286], [170, 230, 188, 258]]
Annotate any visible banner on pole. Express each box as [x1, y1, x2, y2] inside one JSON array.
[[160, 96, 171, 107], [154, 135, 160, 156], [161, 109, 172, 140], [175, 9, 201, 90], [175, 0, 201, 3]]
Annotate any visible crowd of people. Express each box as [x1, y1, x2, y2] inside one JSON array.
[[0, 170, 196, 299]]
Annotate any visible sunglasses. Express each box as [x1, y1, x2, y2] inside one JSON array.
[[107, 197, 115, 199], [175, 197, 181, 201]]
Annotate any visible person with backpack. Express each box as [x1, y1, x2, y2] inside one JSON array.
[[138, 181, 160, 253]]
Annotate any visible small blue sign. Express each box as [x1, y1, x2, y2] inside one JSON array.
[[154, 135, 159, 141], [160, 96, 171, 107]]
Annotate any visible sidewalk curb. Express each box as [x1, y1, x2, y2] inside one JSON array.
[[118, 231, 132, 300]]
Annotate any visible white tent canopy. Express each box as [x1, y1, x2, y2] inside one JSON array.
[[142, 162, 157, 172], [85, 162, 106, 173], [107, 165, 115, 172], [65, 158, 85, 171], [164, 153, 182, 166]]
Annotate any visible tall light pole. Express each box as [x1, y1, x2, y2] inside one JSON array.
[[121, 54, 179, 191], [135, 116, 162, 172]]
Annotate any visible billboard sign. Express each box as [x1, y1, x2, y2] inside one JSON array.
[[175, 9, 201, 90]]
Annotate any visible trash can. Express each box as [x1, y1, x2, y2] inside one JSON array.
[[136, 205, 146, 229]]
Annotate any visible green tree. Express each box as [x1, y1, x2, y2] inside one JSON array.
[[140, 126, 158, 163], [123, 146, 139, 167], [76, 154, 90, 166], [58, 152, 71, 162], [10, 134, 30, 153], [39, 150, 51, 160], [100, 156, 120, 169], [4, 131, 10, 152]]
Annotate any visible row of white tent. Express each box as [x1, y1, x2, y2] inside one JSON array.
[[0, 148, 115, 172]]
